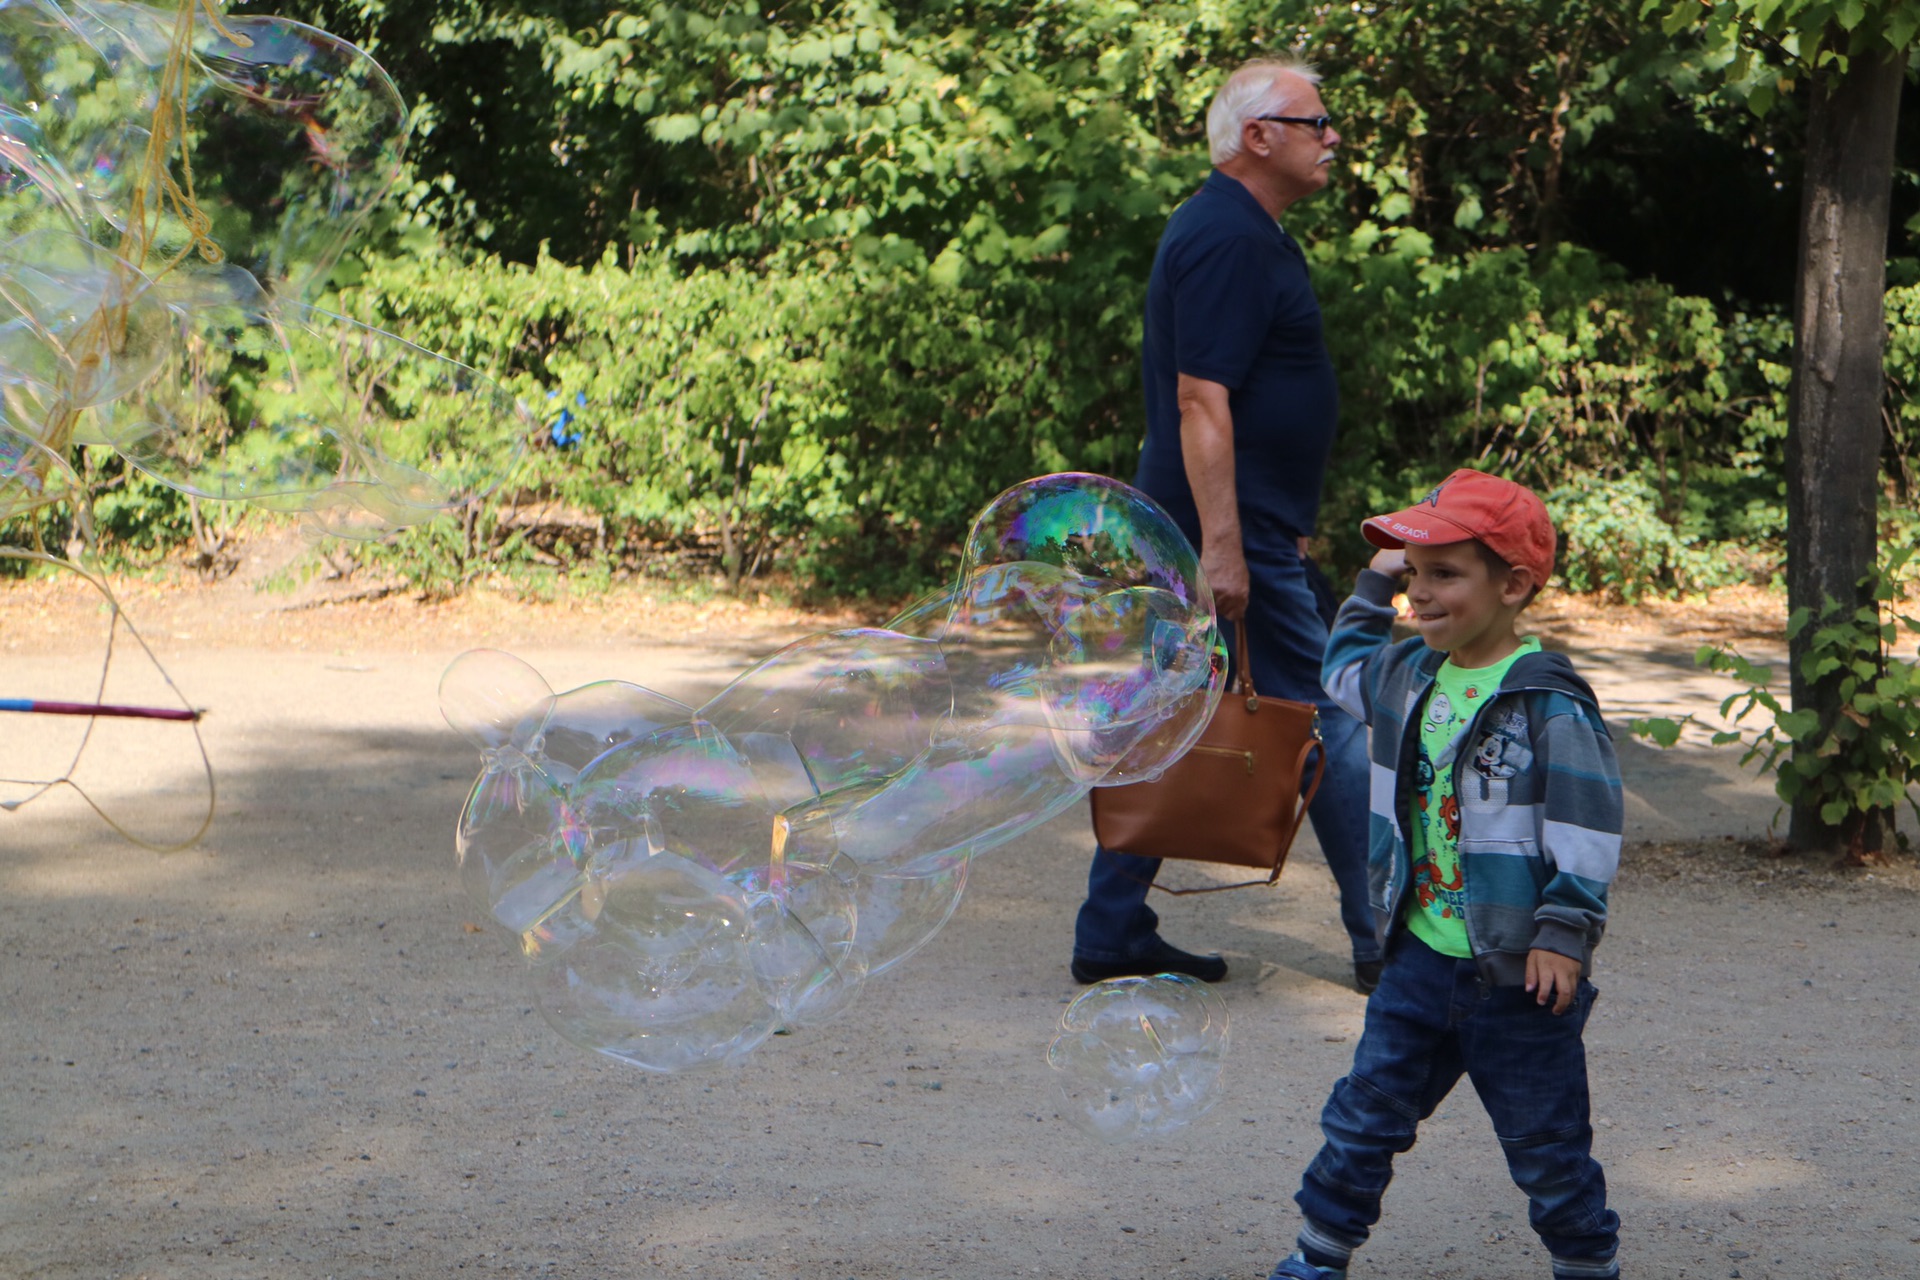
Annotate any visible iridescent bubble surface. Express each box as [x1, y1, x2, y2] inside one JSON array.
[[440, 473, 1225, 1073], [1046, 974, 1231, 1141], [0, 0, 521, 540]]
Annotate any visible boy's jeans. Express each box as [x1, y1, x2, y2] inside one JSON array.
[[1295, 933, 1619, 1276], [1073, 545, 1379, 966]]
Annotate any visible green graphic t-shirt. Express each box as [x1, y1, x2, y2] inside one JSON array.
[[1404, 637, 1541, 956]]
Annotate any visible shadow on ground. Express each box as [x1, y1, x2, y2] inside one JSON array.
[[2, 644, 1916, 1279]]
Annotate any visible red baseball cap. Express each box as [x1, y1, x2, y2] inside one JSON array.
[[1362, 469, 1556, 586]]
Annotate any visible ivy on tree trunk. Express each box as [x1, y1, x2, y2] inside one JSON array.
[[1785, 39, 1904, 855]]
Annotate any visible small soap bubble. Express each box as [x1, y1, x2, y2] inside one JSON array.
[[456, 765, 581, 934], [1046, 975, 1230, 1141]]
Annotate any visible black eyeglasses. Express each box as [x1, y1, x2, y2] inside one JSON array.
[[1255, 114, 1334, 139]]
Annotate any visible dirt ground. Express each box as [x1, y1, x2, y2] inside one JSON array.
[[3, 559, 1917, 1280]]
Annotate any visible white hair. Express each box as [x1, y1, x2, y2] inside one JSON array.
[[1207, 56, 1322, 165]]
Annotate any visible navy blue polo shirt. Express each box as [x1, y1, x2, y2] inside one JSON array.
[[1134, 170, 1340, 552]]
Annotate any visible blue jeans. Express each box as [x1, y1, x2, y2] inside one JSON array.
[[1074, 545, 1378, 965], [1294, 934, 1619, 1277]]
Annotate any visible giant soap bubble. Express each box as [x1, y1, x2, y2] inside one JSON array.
[[1045, 974, 1231, 1141], [441, 473, 1228, 1072], [0, 0, 523, 541]]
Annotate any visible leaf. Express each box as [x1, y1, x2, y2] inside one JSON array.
[[1807, 655, 1843, 680], [1891, 5, 1920, 49], [650, 114, 702, 144], [1777, 709, 1822, 740], [1632, 717, 1684, 747]]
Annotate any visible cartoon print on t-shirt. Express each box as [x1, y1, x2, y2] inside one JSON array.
[[1411, 837, 1465, 915], [1466, 706, 1532, 805]]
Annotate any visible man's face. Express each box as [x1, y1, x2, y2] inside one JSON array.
[[1255, 77, 1340, 204]]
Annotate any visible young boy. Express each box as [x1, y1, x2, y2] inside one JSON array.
[[1268, 468, 1623, 1280]]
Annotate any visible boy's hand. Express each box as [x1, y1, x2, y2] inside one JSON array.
[[1368, 547, 1408, 579], [1525, 948, 1582, 1015]]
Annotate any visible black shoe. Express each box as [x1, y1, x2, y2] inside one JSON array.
[[1353, 959, 1384, 995], [1070, 938, 1228, 985]]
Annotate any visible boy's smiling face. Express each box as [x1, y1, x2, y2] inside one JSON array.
[[1402, 541, 1534, 668]]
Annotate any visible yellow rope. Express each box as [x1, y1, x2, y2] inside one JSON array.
[[120, 0, 253, 276], [33, 0, 257, 488]]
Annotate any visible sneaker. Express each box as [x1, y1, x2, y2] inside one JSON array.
[[1069, 937, 1227, 984], [1268, 1251, 1347, 1280], [1353, 959, 1383, 995]]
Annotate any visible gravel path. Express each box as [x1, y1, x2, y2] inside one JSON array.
[[3, 582, 1915, 1279]]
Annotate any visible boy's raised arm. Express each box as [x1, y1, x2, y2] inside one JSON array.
[[1321, 550, 1407, 723]]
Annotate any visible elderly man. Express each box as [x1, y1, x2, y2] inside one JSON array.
[[1072, 56, 1381, 993]]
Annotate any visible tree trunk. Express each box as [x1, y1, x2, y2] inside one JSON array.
[[1784, 43, 1904, 854]]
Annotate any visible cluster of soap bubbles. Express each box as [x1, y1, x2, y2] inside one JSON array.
[[1, 0, 521, 540], [441, 473, 1227, 1075], [1046, 975, 1231, 1141]]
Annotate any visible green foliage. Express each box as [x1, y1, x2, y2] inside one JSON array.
[[1312, 238, 1792, 589], [1647, 0, 1920, 98], [1546, 473, 1734, 601], [1632, 548, 1920, 849], [328, 241, 1147, 594], [83, 459, 196, 563], [43, 0, 1920, 593], [1877, 282, 1920, 505]]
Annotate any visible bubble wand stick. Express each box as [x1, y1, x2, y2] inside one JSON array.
[[1, 698, 201, 722]]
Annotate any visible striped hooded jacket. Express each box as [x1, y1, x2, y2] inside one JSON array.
[[1323, 569, 1623, 986]]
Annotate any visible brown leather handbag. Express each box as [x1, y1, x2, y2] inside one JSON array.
[[1089, 619, 1327, 893]]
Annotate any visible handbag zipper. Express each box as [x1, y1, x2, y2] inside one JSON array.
[[1187, 744, 1255, 774]]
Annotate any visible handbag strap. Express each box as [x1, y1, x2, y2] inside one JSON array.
[[1231, 617, 1258, 700]]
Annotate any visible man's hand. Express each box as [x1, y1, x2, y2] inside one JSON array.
[[1203, 538, 1250, 620], [1525, 948, 1583, 1015]]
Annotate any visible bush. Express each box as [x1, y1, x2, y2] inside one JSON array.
[[330, 236, 1799, 601], [1545, 471, 1738, 602], [330, 242, 1145, 596], [1314, 239, 1791, 591]]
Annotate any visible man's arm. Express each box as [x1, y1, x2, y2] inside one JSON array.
[[1176, 373, 1247, 620]]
